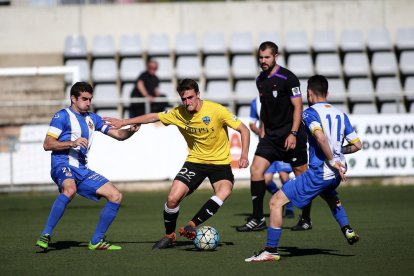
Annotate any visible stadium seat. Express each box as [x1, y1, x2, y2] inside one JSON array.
[[375, 77, 403, 102], [119, 34, 143, 58], [64, 59, 90, 83], [347, 78, 375, 102], [153, 57, 173, 81], [204, 80, 232, 102], [176, 56, 202, 80], [92, 35, 116, 58], [327, 78, 347, 103], [277, 55, 286, 67], [230, 32, 254, 55], [175, 32, 199, 56], [396, 28, 414, 51], [352, 103, 378, 114], [92, 59, 118, 83], [287, 54, 314, 78], [367, 28, 393, 52], [232, 55, 258, 80], [159, 81, 176, 99], [202, 32, 226, 55], [147, 33, 170, 57], [399, 51, 414, 76], [237, 105, 251, 118], [93, 84, 119, 108], [380, 102, 406, 114], [313, 30, 337, 53], [340, 29, 365, 53], [334, 103, 350, 114], [343, 52, 370, 78], [299, 78, 308, 103], [284, 31, 310, 54], [204, 56, 230, 80], [121, 83, 134, 108], [96, 109, 120, 118], [64, 34, 88, 59], [410, 102, 414, 113], [315, 53, 342, 78], [234, 80, 258, 103], [404, 76, 414, 100], [119, 58, 145, 83], [257, 32, 283, 51], [371, 52, 398, 77]]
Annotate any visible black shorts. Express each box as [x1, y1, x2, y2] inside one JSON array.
[[174, 162, 234, 193], [255, 129, 308, 168]]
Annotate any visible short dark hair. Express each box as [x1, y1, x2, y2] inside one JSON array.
[[70, 82, 93, 99], [258, 41, 279, 55], [307, 75, 328, 97], [176, 79, 199, 94]]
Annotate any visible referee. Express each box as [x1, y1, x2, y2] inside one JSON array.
[[236, 41, 311, 232]]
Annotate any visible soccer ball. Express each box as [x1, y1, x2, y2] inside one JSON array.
[[194, 226, 219, 250]]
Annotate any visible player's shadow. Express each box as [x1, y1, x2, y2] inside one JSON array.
[[278, 246, 356, 258], [36, 241, 86, 253], [183, 241, 235, 252]]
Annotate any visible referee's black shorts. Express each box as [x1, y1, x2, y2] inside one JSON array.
[[255, 130, 308, 168], [174, 162, 234, 193]]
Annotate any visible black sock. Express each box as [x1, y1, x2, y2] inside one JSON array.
[[163, 203, 179, 235], [191, 196, 223, 226], [301, 203, 312, 221], [251, 180, 266, 219]]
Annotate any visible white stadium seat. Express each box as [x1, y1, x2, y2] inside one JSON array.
[[343, 52, 370, 78], [396, 28, 414, 51], [204, 56, 229, 79], [175, 33, 199, 56], [371, 52, 398, 77], [176, 56, 202, 80], [64, 34, 88, 59], [232, 55, 258, 79], [287, 54, 314, 78], [230, 32, 254, 54], [92, 35, 116, 58], [64, 59, 90, 83], [92, 59, 117, 83], [313, 30, 337, 53], [315, 53, 342, 78], [340, 29, 365, 52], [367, 28, 393, 52], [147, 33, 170, 56], [119, 34, 143, 57], [119, 58, 145, 82], [348, 78, 375, 102], [202, 32, 226, 55], [375, 77, 403, 102], [93, 84, 119, 108], [285, 31, 310, 53]]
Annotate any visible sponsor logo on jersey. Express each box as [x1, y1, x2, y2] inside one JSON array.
[[292, 86, 301, 96], [53, 113, 60, 119], [272, 90, 278, 98], [202, 116, 211, 125]]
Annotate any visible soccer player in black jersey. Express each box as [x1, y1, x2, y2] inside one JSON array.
[[236, 41, 312, 232]]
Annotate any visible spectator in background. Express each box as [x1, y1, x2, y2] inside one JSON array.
[[130, 59, 168, 117]]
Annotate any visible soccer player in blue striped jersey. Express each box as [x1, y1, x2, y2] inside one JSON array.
[[35, 82, 139, 251], [245, 75, 362, 262]]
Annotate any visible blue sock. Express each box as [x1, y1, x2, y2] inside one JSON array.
[[41, 194, 71, 236], [91, 201, 121, 245], [332, 205, 349, 228], [266, 181, 278, 194], [266, 227, 282, 248]]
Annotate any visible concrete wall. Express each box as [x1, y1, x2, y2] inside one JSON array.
[[0, 0, 413, 55]]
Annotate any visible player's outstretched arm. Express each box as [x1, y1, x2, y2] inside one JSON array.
[[104, 113, 160, 129], [107, 124, 141, 141], [236, 122, 250, 168]]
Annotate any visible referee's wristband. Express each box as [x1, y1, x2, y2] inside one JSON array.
[[328, 159, 336, 167], [290, 131, 298, 137]]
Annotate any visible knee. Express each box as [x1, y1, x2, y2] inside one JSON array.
[[112, 190, 123, 204], [62, 187, 77, 199], [269, 195, 283, 210], [167, 195, 179, 208]]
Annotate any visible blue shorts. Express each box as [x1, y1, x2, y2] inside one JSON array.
[[281, 170, 340, 208], [51, 165, 109, 201], [265, 161, 293, 174]]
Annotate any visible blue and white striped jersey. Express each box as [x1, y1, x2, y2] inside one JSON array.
[[46, 107, 110, 170], [249, 96, 261, 124], [303, 102, 360, 180]]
